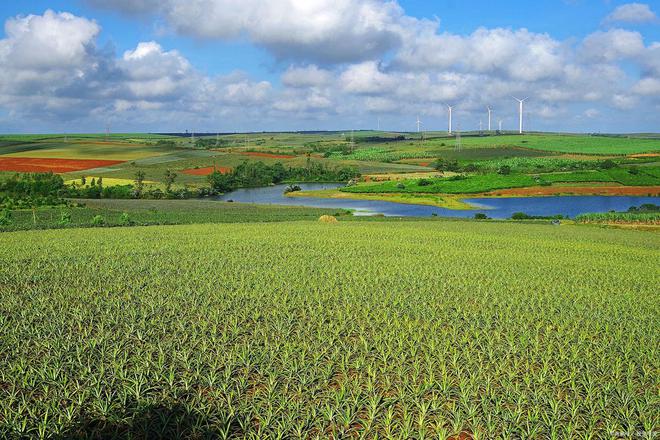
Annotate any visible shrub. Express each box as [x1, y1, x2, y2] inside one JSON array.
[[90, 215, 105, 226], [497, 165, 512, 175], [417, 179, 432, 187], [58, 211, 71, 226], [119, 212, 132, 226], [474, 213, 489, 220], [284, 185, 302, 194], [396, 183, 406, 190], [511, 212, 531, 220], [600, 159, 616, 169], [0, 208, 12, 226]]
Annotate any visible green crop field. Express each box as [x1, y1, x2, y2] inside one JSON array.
[[0, 199, 352, 232], [420, 134, 660, 155], [344, 166, 660, 195], [0, 221, 657, 438]]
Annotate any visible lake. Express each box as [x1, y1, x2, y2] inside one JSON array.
[[215, 183, 659, 219]]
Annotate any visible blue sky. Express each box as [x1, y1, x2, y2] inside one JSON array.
[[0, 0, 659, 133]]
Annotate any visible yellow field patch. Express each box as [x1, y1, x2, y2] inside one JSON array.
[[66, 177, 157, 186]]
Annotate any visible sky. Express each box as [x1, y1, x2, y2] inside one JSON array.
[[0, 0, 659, 133]]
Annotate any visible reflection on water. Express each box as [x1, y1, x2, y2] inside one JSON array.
[[215, 183, 659, 219]]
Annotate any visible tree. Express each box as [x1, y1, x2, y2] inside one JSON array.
[[81, 176, 86, 185], [208, 170, 234, 193], [432, 158, 460, 172], [497, 165, 511, 175], [164, 169, 177, 193], [134, 171, 146, 198]]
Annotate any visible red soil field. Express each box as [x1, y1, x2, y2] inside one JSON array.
[[0, 157, 124, 173], [482, 185, 660, 197], [239, 152, 296, 159], [181, 166, 232, 176]]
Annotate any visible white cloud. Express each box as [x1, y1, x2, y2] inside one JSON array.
[[2, 6, 660, 132], [395, 26, 565, 82], [604, 3, 657, 24], [281, 65, 333, 88], [580, 29, 645, 62], [340, 61, 395, 94], [632, 77, 660, 96], [0, 10, 99, 70], [584, 108, 601, 118], [90, 0, 406, 63]]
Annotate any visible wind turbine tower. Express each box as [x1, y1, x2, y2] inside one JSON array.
[[513, 97, 528, 134], [498, 120, 503, 132], [487, 106, 492, 132], [416, 115, 422, 133], [446, 104, 453, 135]]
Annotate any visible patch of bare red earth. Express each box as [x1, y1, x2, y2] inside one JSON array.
[[0, 157, 124, 173], [181, 166, 232, 176], [483, 185, 660, 197]]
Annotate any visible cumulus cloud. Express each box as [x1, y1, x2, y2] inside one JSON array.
[[0, 10, 100, 70], [281, 65, 333, 88], [86, 0, 406, 63], [2, 5, 660, 132], [580, 29, 645, 62], [604, 3, 657, 24], [0, 10, 273, 126], [633, 78, 660, 96], [395, 26, 565, 82]]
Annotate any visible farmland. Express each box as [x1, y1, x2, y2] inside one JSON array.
[[0, 199, 350, 232], [342, 167, 660, 195], [1, 221, 658, 438]]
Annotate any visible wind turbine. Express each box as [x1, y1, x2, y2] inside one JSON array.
[[416, 115, 422, 133], [513, 97, 528, 134], [487, 106, 492, 132], [498, 119, 503, 132], [444, 104, 454, 135]]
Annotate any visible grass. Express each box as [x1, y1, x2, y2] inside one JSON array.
[[0, 199, 351, 232], [0, 221, 657, 438], [288, 188, 474, 209]]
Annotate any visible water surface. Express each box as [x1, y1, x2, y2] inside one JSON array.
[[215, 183, 659, 219]]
